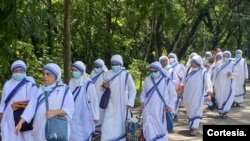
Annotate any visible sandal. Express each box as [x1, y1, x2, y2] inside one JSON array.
[[221, 115, 228, 119], [173, 115, 178, 121], [231, 102, 236, 107], [190, 129, 197, 136], [235, 103, 241, 107]]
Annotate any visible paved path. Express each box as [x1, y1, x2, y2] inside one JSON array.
[[168, 82, 250, 141], [93, 83, 250, 141]]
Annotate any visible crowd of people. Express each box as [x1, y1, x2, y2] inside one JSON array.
[[0, 49, 248, 141]]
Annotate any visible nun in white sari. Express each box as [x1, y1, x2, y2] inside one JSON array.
[[181, 55, 213, 136], [101, 54, 136, 141], [208, 52, 223, 80], [68, 61, 99, 141], [0, 60, 37, 141], [232, 49, 248, 107], [90, 59, 108, 133], [159, 55, 179, 85], [15, 63, 75, 141], [159, 56, 179, 120], [212, 51, 238, 118], [167, 53, 185, 121], [140, 61, 177, 141]]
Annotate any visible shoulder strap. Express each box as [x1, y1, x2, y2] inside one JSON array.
[[61, 86, 69, 108], [234, 58, 242, 66], [4, 78, 29, 111], [44, 91, 49, 112], [108, 69, 125, 83], [186, 66, 191, 76], [91, 71, 104, 83], [73, 80, 92, 102], [44, 84, 69, 111], [151, 77, 167, 107]]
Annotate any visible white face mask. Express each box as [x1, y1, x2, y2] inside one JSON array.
[[169, 58, 175, 63]]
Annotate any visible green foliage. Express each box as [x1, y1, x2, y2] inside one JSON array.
[[128, 59, 150, 106], [1, 0, 250, 97]]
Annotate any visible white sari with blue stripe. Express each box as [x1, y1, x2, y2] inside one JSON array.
[[212, 60, 238, 115], [101, 69, 136, 141], [69, 77, 99, 141], [21, 81, 74, 141], [233, 58, 248, 104], [140, 76, 177, 141], [0, 76, 37, 141], [90, 70, 106, 132], [182, 67, 212, 130]]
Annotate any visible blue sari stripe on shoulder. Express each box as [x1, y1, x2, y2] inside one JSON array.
[[91, 71, 104, 83], [35, 83, 64, 113], [4, 78, 29, 111], [73, 87, 81, 101]]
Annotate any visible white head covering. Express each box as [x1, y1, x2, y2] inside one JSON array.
[[159, 56, 168, 62], [205, 51, 212, 57], [168, 53, 179, 63], [94, 58, 108, 71], [216, 52, 223, 58], [185, 52, 198, 67], [43, 63, 61, 81], [191, 55, 203, 67], [235, 49, 242, 54], [72, 61, 86, 73], [189, 52, 198, 59], [149, 61, 165, 75], [11, 60, 27, 72], [223, 51, 231, 58], [111, 54, 123, 66]]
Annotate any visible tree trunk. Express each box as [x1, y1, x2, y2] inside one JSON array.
[[47, 0, 53, 55], [63, 0, 72, 84], [177, 11, 205, 60], [155, 13, 164, 59]]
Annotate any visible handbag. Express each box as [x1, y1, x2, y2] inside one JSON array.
[[99, 88, 111, 109], [13, 101, 34, 131], [99, 70, 129, 109], [206, 95, 217, 111], [151, 77, 174, 133], [12, 80, 34, 132], [44, 87, 69, 141], [125, 109, 145, 141], [45, 116, 68, 141]]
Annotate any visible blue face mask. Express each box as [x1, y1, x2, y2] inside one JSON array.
[[94, 68, 102, 73], [112, 66, 121, 73], [163, 66, 169, 71], [235, 54, 242, 59], [42, 86, 52, 92], [223, 57, 230, 62], [150, 71, 160, 79], [12, 73, 26, 81], [72, 71, 82, 79]]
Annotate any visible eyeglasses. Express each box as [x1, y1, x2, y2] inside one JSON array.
[[111, 64, 119, 66]]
